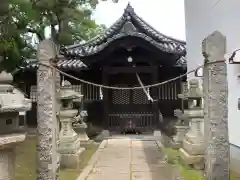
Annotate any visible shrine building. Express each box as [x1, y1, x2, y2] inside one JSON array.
[[15, 4, 187, 134]]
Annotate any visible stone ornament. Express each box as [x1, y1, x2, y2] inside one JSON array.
[[179, 78, 205, 170], [0, 70, 31, 180], [174, 109, 189, 126], [58, 80, 86, 168], [73, 110, 89, 142], [172, 109, 189, 149], [0, 71, 31, 113]]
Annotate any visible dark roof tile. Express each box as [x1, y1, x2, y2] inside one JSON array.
[[24, 4, 187, 70], [61, 3, 186, 62], [23, 58, 87, 70]]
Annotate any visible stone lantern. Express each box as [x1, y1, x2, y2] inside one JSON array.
[[0, 71, 31, 180], [58, 80, 85, 168], [179, 79, 205, 170]]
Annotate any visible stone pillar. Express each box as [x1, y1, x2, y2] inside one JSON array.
[[202, 31, 229, 179], [55, 66, 61, 180], [58, 81, 85, 168], [0, 71, 31, 180], [179, 79, 205, 170], [36, 40, 59, 180]]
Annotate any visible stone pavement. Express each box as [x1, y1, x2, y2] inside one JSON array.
[[81, 137, 180, 180]]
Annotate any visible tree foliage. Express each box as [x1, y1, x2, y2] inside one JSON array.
[[0, 0, 107, 72]]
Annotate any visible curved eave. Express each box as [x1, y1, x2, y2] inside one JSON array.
[[18, 53, 187, 72], [67, 16, 125, 49], [62, 32, 186, 58], [63, 4, 186, 57], [174, 56, 187, 70], [130, 12, 186, 46], [19, 58, 88, 71]]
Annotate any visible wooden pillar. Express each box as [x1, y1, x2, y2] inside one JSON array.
[[36, 40, 59, 180], [202, 31, 229, 180], [151, 66, 159, 129], [102, 67, 109, 129]]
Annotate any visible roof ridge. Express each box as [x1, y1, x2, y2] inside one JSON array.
[[129, 9, 186, 44], [65, 3, 186, 51], [66, 14, 127, 50]]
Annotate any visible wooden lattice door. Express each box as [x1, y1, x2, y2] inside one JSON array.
[[107, 72, 156, 132]]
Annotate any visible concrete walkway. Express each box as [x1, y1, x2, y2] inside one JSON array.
[[79, 137, 180, 180]]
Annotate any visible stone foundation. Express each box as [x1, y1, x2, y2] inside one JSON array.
[[179, 118, 205, 169], [182, 139, 205, 155], [179, 148, 204, 169], [58, 136, 81, 154], [60, 148, 85, 169]]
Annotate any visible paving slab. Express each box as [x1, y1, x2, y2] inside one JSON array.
[[78, 137, 179, 180], [132, 171, 173, 180], [95, 160, 130, 168], [131, 163, 164, 172], [87, 168, 130, 180]]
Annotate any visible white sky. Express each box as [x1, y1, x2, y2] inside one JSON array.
[[92, 0, 186, 40], [44, 0, 186, 41]]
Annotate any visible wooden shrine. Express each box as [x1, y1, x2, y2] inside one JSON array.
[[14, 4, 187, 134]]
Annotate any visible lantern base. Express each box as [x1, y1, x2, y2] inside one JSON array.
[[60, 148, 85, 169]]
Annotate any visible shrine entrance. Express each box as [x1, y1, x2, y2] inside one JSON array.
[[102, 66, 159, 133]]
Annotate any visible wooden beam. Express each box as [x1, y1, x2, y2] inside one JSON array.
[[107, 66, 155, 74]]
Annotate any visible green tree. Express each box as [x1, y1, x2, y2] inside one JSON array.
[[0, 0, 36, 71], [0, 0, 107, 72]]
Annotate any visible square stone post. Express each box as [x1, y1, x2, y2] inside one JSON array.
[[36, 40, 59, 180], [202, 31, 230, 180]]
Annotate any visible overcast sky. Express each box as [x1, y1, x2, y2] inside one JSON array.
[[92, 0, 186, 40], [43, 0, 185, 42]]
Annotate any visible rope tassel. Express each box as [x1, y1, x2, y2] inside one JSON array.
[[135, 73, 155, 102]]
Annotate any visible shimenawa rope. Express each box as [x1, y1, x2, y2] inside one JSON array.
[[36, 59, 225, 90]]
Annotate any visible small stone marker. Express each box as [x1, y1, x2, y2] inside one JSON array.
[[202, 31, 229, 180]]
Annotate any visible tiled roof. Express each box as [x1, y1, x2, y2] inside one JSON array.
[[22, 55, 186, 70], [61, 3, 186, 62], [23, 4, 187, 70], [22, 58, 87, 70]]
